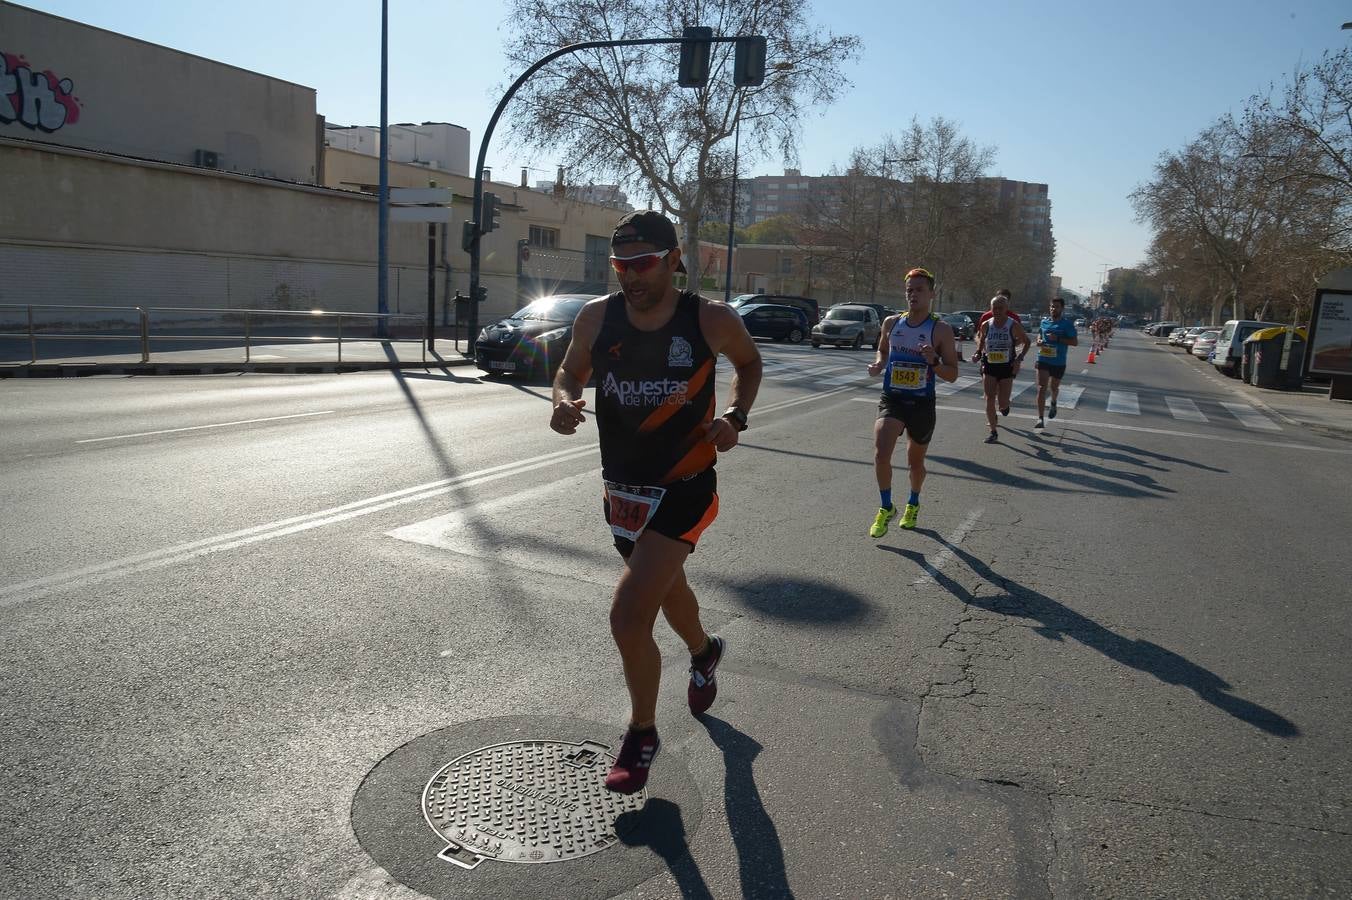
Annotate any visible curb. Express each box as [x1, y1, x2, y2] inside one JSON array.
[[1154, 338, 1352, 440], [0, 358, 477, 378]]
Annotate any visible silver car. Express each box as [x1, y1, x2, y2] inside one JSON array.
[[812, 304, 882, 350]]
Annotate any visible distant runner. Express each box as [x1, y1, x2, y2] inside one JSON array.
[[975, 294, 1032, 443], [1033, 297, 1078, 430]]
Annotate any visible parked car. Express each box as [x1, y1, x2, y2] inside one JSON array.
[[1178, 327, 1210, 350], [1146, 321, 1178, 336], [1211, 319, 1284, 376], [1171, 326, 1204, 347], [812, 304, 882, 350], [1074, 317, 1087, 328], [729, 293, 820, 327], [738, 303, 808, 343], [941, 313, 975, 340], [474, 293, 597, 379], [1191, 330, 1221, 359]]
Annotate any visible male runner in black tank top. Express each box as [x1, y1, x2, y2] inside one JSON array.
[[550, 211, 762, 794]]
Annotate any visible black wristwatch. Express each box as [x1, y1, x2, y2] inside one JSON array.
[[722, 407, 748, 432]]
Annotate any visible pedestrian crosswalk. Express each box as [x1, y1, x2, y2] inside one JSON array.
[[746, 354, 1282, 431]]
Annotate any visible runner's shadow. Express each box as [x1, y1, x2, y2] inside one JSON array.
[[886, 532, 1299, 738], [615, 799, 713, 900], [697, 715, 795, 900], [929, 454, 1138, 497], [1065, 429, 1227, 473], [1002, 444, 1176, 494], [724, 576, 872, 625]]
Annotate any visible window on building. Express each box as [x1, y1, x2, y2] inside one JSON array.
[[529, 226, 559, 249], [780, 257, 793, 274], [584, 234, 609, 284]]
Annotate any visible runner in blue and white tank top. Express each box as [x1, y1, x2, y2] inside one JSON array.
[[975, 294, 1031, 444], [865, 267, 960, 537]]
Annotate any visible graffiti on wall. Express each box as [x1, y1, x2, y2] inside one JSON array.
[[1, 51, 81, 133]]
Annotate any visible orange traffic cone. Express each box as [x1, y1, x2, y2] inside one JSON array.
[[1087, 350, 1096, 364]]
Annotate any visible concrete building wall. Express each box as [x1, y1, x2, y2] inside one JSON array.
[[0, 2, 319, 183], [324, 122, 470, 176]]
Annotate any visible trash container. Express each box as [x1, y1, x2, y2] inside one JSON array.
[[1246, 326, 1302, 389], [1241, 339, 1258, 383]]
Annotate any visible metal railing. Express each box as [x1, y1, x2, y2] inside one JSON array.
[[0, 304, 427, 366]]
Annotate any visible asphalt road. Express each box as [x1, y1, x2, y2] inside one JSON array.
[[2, 330, 1348, 898]]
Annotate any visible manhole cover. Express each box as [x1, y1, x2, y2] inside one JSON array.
[[424, 739, 646, 869], [352, 716, 702, 899]]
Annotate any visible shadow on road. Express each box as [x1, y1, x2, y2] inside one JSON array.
[[615, 798, 714, 900], [1001, 442, 1177, 494], [697, 715, 795, 900], [886, 531, 1299, 738], [725, 575, 873, 625], [1063, 429, 1227, 473]]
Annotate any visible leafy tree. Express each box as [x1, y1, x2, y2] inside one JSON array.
[[501, 0, 860, 281], [740, 214, 800, 245]]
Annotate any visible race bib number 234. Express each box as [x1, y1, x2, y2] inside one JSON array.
[[604, 482, 667, 541]]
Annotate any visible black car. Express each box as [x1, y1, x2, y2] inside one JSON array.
[[941, 313, 975, 340], [738, 304, 808, 343], [474, 293, 597, 378], [729, 293, 820, 326]]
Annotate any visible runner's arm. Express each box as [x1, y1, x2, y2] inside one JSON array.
[[1061, 324, 1079, 347], [700, 300, 762, 449], [868, 315, 897, 376], [974, 319, 989, 356], [928, 321, 960, 383], [550, 299, 604, 435]]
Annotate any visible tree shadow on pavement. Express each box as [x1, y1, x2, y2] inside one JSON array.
[[615, 799, 714, 900], [885, 532, 1300, 738], [697, 715, 795, 900]]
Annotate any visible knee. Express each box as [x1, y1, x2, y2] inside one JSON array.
[[609, 602, 648, 649]]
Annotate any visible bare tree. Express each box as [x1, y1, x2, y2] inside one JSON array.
[[501, 0, 860, 282]]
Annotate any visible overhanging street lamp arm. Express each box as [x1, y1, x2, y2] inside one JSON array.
[[466, 34, 762, 348]]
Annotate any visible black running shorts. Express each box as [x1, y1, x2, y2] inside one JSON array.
[[981, 361, 1016, 380], [603, 466, 718, 557], [1036, 361, 1067, 380], [876, 393, 937, 445]]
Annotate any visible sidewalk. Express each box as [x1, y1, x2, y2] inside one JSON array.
[[0, 339, 478, 377], [1154, 336, 1352, 440]]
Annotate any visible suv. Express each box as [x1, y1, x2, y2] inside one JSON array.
[[730, 293, 820, 327], [737, 304, 808, 344], [812, 304, 882, 350]]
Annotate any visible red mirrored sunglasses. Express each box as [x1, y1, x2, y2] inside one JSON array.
[[610, 249, 671, 275]]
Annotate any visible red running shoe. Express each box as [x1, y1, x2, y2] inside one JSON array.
[[687, 634, 726, 715], [604, 727, 660, 794]]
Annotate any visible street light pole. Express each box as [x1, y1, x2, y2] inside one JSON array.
[[376, 0, 389, 338], [868, 156, 896, 302], [723, 108, 741, 303]]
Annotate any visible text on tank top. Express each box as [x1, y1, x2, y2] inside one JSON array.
[[985, 317, 1014, 364], [590, 291, 717, 484], [884, 315, 936, 397]]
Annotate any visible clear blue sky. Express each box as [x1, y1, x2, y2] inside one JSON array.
[[16, 0, 1350, 296]]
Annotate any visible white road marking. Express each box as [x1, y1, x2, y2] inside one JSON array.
[[1009, 380, 1034, 400], [1221, 402, 1281, 431], [911, 509, 984, 586], [844, 398, 1351, 453], [1056, 384, 1084, 409], [0, 443, 602, 610], [936, 375, 980, 396], [1165, 396, 1207, 422], [1106, 391, 1140, 415], [76, 411, 336, 443], [1079, 369, 1088, 375]]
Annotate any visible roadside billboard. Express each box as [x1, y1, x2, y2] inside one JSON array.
[[1308, 268, 1352, 378]]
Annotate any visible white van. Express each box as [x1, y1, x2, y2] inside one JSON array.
[[1211, 319, 1283, 376]]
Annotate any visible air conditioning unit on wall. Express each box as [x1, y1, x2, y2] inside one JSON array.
[[194, 149, 222, 169]]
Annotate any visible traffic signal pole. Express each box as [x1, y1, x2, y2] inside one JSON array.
[[464, 32, 763, 352]]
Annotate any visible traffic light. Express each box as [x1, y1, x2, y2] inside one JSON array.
[[733, 36, 767, 87], [678, 26, 712, 87], [461, 220, 477, 253], [482, 192, 501, 234]]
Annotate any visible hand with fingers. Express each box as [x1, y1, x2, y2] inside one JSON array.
[[550, 398, 587, 435]]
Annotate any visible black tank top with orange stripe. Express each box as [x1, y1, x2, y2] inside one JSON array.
[[591, 290, 717, 485]]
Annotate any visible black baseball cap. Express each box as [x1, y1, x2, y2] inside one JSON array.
[[611, 210, 687, 273]]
